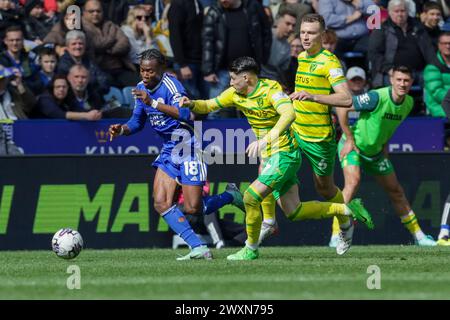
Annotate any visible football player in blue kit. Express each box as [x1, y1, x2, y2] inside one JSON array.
[[109, 49, 244, 260]]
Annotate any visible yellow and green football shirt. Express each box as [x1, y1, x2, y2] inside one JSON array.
[[194, 79, 297, 158], [293, 49, 346, 142]]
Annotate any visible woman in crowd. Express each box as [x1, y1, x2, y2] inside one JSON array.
[[121, 4, 155, 66]]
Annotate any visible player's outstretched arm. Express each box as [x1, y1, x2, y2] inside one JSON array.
[[180, 96, 221, 114]]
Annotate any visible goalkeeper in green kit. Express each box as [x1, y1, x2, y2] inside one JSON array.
[[333, 66, 436, 246]]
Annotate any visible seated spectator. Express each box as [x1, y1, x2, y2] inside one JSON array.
[[44, 10, 94, 57], [319, 0, 375, 58], [322, 29, 347, 72], [282, 34, 303, 93], [0, 65, 36, 120], [424, 32, 450, 117], [420, 1, 443, 50], [261, 7, 297, 83], [346, 66, 368, 95], [57, 30, 110, 94], [23, 0, 54, 45], [0, 26, 41, 95], [121, 4, 155, 66], [368, 0, 436, 88], [34, 74, 102, 120], [271, 0, 312, 34], [0, 0, 23, 41], [66, 64, 105, 114], [82, 0, 139, 88], [36, 46, 57, 93]]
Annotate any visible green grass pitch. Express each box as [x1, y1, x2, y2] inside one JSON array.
[[1, 246, 449, 300]]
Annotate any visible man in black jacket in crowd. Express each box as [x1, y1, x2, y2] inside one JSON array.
[[368, 0, 436, 88], [201, 0, 272, 117], [168, 0, 207, 100]]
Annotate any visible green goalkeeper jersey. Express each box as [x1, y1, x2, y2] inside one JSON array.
[[349, 86, 413, 157]]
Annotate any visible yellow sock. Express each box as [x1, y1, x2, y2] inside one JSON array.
[[287, 201, 348, 221], [243, 187, 264, 247], [261, 193, 276, 222], [400, 211, 422, 235], [327, 188, 348, 234]]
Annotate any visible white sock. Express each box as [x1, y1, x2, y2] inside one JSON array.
[[263, 218, 275, 226], [339, 217, 352, 230], [245, 241, 258, 250], [344, 205, 352, 216], [438, 225, 449, 239], [414, 230, 426, 241]]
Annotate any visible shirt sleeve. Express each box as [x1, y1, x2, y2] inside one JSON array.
[[268, 86, 292, 110], [125, 100, 148, 134], [353, 91, 379, 112], [192, 87, 236, 114], [326, 57, 347, 87]]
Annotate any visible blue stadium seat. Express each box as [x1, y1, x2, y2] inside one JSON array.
[[104, 87, 125, 106], [122, 86, 135, 108]]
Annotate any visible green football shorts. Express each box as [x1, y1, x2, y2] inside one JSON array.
[[294, 132, 336, 176], [258, 149, 302, 200], [338, 137, 394, 176]]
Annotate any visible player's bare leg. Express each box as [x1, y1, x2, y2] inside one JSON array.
[[374, 172, 436, 246], [153, 169, 179, 215], [153, 169, 212, 259], [180, 184, 204, 215]]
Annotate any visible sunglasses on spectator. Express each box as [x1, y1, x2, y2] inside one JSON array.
[[136, 15, 150, 21]]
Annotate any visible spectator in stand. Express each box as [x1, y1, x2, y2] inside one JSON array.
[[57, 30, 110, 94], [100, 0, 131, 26], [202, 0, 272, 118], [152, 0, 174, 61], [82, 0, 139, 88], [44, 10, 94, 57], [282, 34, 303, 93], [271, 0, 312, 34], [322, 29, 347, 72], [346, 66, 368, 95], [368, 0, 436, 88], [0, 26, 41, 95], [0, 0, 23, 40], [319, 0, 375, 58], [420, 1, 443, 50], [261, 7, 297, 83], [23, 0, 55, 45], [34, 74, 102, 120], [19, 0, 57, 17], [0, 64, 36, 120], [35, 46, 57, 93], [66, 64, 104, 115], [168, 0, 207, 99], [424, 32, 450, 117], [121, 4, 155, 66]]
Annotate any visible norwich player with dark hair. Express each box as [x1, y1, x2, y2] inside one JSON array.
[[180, 56, 374, 260], [259, 13, 357, 255], [335, 65, 436, 246]]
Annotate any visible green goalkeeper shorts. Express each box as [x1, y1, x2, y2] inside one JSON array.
[[258, 149, 302, 200], [294, 132, 337, 177], [338, 137, 394, 176]]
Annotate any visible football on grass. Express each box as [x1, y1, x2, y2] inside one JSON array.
[[51, 228, 84, 259]]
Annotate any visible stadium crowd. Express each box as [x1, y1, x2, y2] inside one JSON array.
[[0, 0, 448, 147]]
